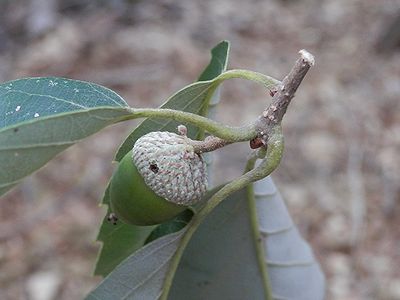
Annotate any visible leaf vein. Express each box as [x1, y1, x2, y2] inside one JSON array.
[[88, 83, 127, 107], [7, 89, 88, 109], [0, 140, 76, 151], [266, 259, 315, 267]]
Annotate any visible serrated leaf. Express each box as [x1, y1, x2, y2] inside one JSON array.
[[0, 77, 131, 196], [94, 41, 231, 277], [87, 187, 221, 300], [93, 185, 157, 276]]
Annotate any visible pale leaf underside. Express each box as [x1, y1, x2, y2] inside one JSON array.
[[254, 174, 325, 300]]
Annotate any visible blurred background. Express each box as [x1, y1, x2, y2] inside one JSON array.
[[0, 0, 399, 299]]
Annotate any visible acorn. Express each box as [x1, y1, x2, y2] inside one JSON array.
[[110, 131, 208, 226]]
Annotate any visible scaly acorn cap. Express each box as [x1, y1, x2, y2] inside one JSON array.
[[132, 131, 208, 205]]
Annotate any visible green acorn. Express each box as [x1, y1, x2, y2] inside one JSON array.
[[110, 131, 208, 226]]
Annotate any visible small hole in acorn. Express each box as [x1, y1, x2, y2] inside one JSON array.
[[149, 163, 159, 174]]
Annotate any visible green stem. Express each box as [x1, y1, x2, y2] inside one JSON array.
[[128, 107, 256, 142], [160, 125, 284, 300], [218, 69, 280, 89], [197, 85, 219, 141], [246, 182, 273, 299], [245, 151, 273, 300], [120, 69, 280, 143]]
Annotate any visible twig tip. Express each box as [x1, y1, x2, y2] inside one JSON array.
[[299, 49, 315, 66]]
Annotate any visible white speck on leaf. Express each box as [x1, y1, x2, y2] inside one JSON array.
[[49, 80, 58, 87], [15, 106, 21, 112], [14, 152, 19, 157], [34, 113, 40, 118], [74, 88, 79, 93]]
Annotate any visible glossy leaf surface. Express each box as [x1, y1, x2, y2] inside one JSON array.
[[0, 77, 131, 196]]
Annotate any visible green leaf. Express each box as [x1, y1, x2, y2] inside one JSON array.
[[115, 80, 217, 160], [0, 77, 131, 196], [249, 175, 325, 300], [198, 40, 230, 81], [88, 177, 325, 300], [93, 185, 157, 276], [86, 229, 189, 300], [197, 41, 229, 182], [86, 186, 221, 300], [145, 209, 194, 244], [93, 41, 281, 278], [93, 41, 231, 277], [167, 176, 325, 300], [172, 172, 325, 300], [169, 188, 272, 300], [114, 44, 282, 161]]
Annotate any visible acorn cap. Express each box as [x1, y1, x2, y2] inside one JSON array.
[[132, 131, 208, 205]]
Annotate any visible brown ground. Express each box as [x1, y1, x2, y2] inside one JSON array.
[[1, 1, 400, 299]]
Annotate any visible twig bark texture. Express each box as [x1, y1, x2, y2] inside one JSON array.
[[256, 49, 315, 144], [187, 50, 315, 153]]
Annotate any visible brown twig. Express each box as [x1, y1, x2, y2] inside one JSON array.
[[175, 124, 231, 154], [189, 136, 231, 154], [190, 49, 314, 153], [255, 49, 315, 144]]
